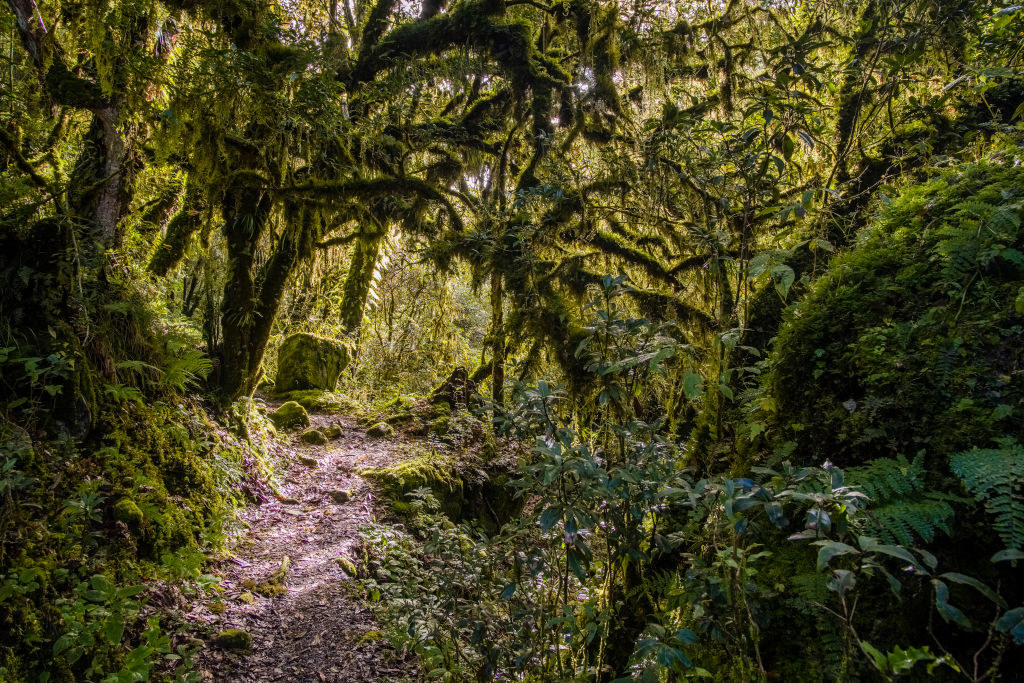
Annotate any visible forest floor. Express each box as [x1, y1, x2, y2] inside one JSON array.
[[187, 408, 418, 682]]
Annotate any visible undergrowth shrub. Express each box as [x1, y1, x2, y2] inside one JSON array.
[[359, 279, 1024, 680], [0, 395, 271, 681]]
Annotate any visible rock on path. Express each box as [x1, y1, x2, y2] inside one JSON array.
[[190, 414, 417, 682]]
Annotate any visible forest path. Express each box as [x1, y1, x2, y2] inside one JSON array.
[[190, 411, 416, 682]]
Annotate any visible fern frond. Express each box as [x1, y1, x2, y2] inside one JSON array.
[[949, 439, 1024, 551], [847, 455, 957, 545], [846, 454, 924, 500], [161, 349, 213, 391], [862, 496, 955, 545]]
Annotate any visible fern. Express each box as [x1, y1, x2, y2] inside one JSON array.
[[864, 497, 955, 546], [949, 439, 1024, 551], [847, 455, 956, 545], [104, 383, 145, 406], [846, 454, 923, 500], [161, 349, 213, 391]]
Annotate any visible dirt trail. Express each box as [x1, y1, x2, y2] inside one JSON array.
[[190, 412, 416, 682]]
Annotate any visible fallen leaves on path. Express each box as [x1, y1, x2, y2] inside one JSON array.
[[189, 414, 419, 682]]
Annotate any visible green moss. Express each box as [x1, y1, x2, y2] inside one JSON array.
[[430, 416, 451, 435], [323, 424, 343, 439], [359, 454, 522, 531], [356, 629, 385, 646], [366, 422, 395, 439], [385, 395, 416, 411], [335, 557, 358, 576], [213, 628, 252, 651], [275, 390, 348, 414], [112, 499, 144, 532], [241, 578, 287, 597], [360, 454, 465, 518], [275, 333, 350, 393], [298, 429, 328, 445], [767, 149, 1024, 467], [270, 401, 310, 431]]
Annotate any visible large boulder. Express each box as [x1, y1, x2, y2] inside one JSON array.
[[275, 333, 350, 393]]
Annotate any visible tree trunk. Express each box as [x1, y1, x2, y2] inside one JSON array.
[[339, 226, 385, 335], [597, 560, 652, 682], [489, 272, 505, 407], [216, 188, 271, 404]]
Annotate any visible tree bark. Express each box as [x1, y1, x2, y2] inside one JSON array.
[[339, 226, 385, 335], [489, 272, 505, 407]]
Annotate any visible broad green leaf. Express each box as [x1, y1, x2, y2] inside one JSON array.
[[992, 549, 1024, 563], [996, 607, 1024, 644], [932, 580, 971, 627], [940, 572, 1006, 608], [103, 614, 125, 645], [683, 372, 704, 399], [813, 541, 858, 571]]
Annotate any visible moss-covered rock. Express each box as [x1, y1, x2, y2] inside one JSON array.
[[275, 333, 350, 393], [323, 424, 343, 439], [360, 455, 463, 517], [241, 577, 287, 597], [270, 401, 310, 431], [298, 429, 328, 445], [329, 489, 352, 503], [213, 628, 252, 651], [766, 151, 1024, 467], [112, 498, 144, 532], [274, 389, 350, 414], [430, 416, 451, 435], [359, 454, 522, 532], [366, 422, 395, 439], [335, 556, 359, 577]]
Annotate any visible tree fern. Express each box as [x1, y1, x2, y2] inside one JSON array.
[[949, 439, 1024, 551]]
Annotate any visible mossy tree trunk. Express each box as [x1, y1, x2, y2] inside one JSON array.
[[339, 225, 385, 336], [215, 196, 312, 405], [148, 180, 206, 277], [489, 272, 505, 407]]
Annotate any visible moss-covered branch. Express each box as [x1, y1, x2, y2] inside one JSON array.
[[148, 182, 205, 276]]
